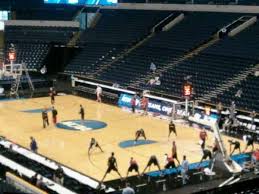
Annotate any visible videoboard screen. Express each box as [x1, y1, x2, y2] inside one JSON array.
[[0, 11, 9, 21], [44, 0, 117, 5]]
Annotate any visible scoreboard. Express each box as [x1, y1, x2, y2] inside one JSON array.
[[183, 81, 193, 97]]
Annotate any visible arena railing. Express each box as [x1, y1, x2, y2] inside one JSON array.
[[6, 172, 48, 194], [0, 138, 115, 193], [0, 154, 77, 194]]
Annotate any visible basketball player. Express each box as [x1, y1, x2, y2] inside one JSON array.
[[197, 149, 212, 168], [88, 138, 103, 155], [100, 152, 123, 184], [199, 129, 208, 149], [42, 108, 49, 128], [126, 157, 140, 178], [212, 138, 220, 155], [52, 106, 58, 125], [164, 154, 176, 169], [79, 105, 85, 120], [168, 121, 177, 138], [141, 96, 148, 116], [49, 87, 56, 105], [172, 141, 180, 165], [96, 85, 102, 103], [228, 139, 241, 155], [131, 95, 137, 113], [135, 128, 146, 144], [142, 155, 161, 174], [243, 135, 254, 152]]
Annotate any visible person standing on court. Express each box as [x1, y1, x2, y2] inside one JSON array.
[[49, 87, 56, 105], [100, 152, 123, 185], [141, 96, 149, 116], [42, 108, 49, 128], [52, 106, 58, 125], [168, 120, 177, 138], [30, 137, 38, 153], [79, 104, 85, 120], [96, 85, 102, 103], [199, 129, 208, 149], [131, 95, 137, 113]]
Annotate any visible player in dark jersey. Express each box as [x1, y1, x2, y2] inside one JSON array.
[[142, 155, 161, 174], [126, 157, 140, 178], [42, 108, 49, 128], [243, 135, 254, 152], [100, 152, 123, 184], [172, 141, 180, 165], [228, 139, 241, 155], [168, 121, 177, 138], [134, 128, 146, 144], [49, 87, 56, 105], [197, 149, 212, 168], [79, 104, 85, 120], [51, 106, 58, 125], [88, 138, 103, 155]]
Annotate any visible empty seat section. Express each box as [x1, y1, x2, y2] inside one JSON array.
[[95, 12, 241, 86], [5, 26, 78, 44], [66, 10, 171, 76]]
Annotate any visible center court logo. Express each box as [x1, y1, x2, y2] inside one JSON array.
[[56, 120, 107, 131]]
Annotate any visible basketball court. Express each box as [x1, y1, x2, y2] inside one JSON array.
[[0, 95, 257, 182]]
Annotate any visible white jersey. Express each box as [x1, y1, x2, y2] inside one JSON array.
[[96, 86, 102, 95]]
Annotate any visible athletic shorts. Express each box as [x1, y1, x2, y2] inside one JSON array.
[[172, 153, 178, 159], [128, 163, 139, 172], [234, 143, 240, 149], [247, 140, 254, 146], [165, 161, 176, 169], [106, 165, 118, 173], [147, 156, 158, 166]]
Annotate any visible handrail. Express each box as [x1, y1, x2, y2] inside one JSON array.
[[6, 172, 48, 194]]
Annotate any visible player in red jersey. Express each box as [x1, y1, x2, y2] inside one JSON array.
[[164, 154, 176, 169], [126, 157, 140, 178], [141, 97, 148, 116], [199, 129, 208, 149]]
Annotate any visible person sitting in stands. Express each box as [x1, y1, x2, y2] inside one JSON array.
[[150, 62, 156, 73], [36, 176, 47, 190], [112, 82, 120, 88], [30, 173, 38, 185], [147, 78, 156, 86], [154, 76, 161, 86], [53, 165, 64, 185]]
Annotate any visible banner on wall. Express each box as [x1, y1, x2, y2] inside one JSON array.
[[118, 93, 174, 116]]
